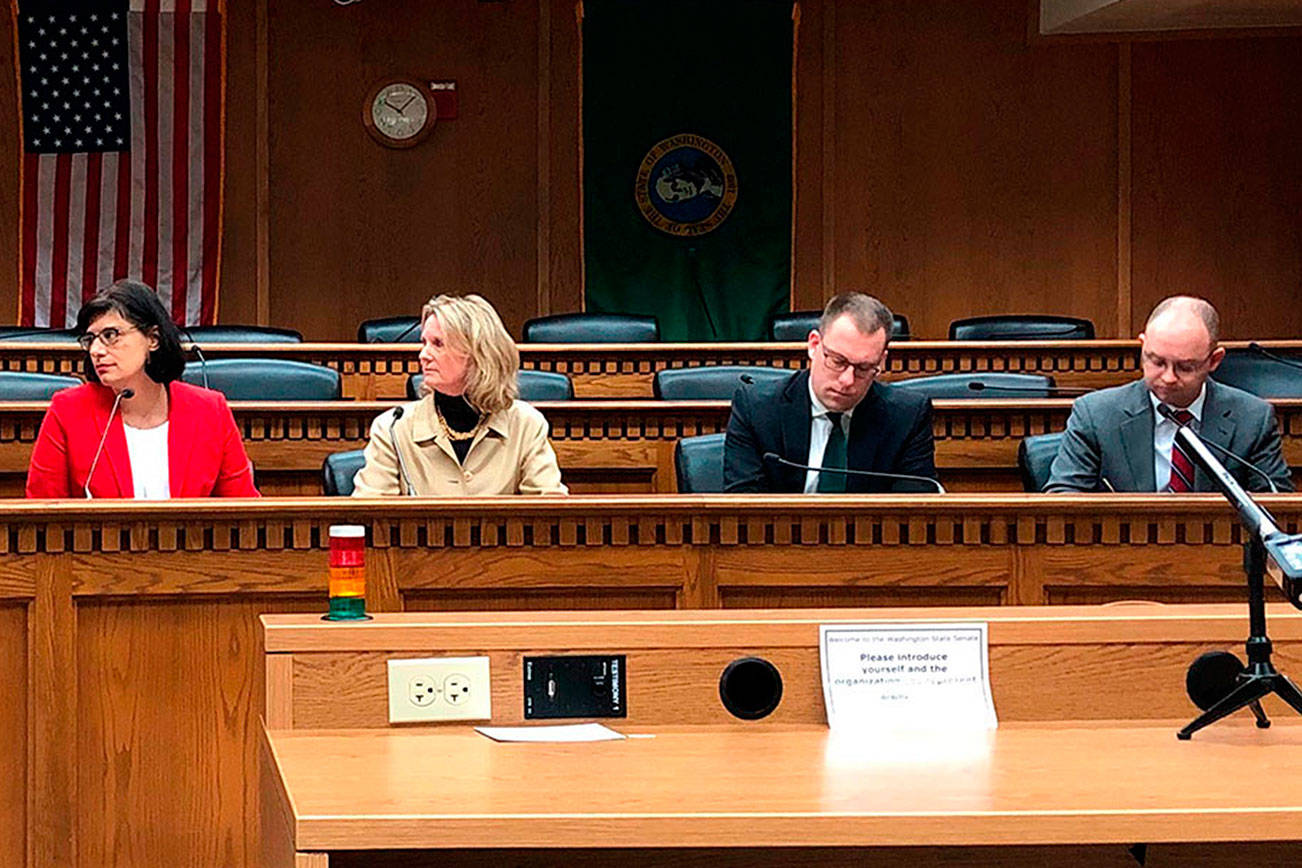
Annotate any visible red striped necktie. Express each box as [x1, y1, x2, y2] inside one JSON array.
[[1167, 409, 1196, 492]]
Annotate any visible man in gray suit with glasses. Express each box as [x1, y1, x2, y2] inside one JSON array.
[[1045, 296, 1293, 493]]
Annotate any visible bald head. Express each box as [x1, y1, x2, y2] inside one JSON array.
[[1139, 296, 1224, 408], [1144, 296, 1220, 346]]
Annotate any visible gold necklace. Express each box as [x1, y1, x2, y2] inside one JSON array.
[[434, 401, 486, 442]]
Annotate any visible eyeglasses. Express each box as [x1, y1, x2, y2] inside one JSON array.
[[819, 342, 885, 380], [1141, 350, 1213, 377], [77, 325, 138, 351]]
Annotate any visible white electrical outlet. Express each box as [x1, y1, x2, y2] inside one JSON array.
[[387, 656, 491, 723]]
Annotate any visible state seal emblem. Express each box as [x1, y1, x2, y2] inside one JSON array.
[[635, 133, 738, 237]]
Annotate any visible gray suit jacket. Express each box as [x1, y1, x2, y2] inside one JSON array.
[[1045, 379, 1293, 493]]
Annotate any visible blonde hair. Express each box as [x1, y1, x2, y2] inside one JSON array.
[[419, 294, 519, 414]]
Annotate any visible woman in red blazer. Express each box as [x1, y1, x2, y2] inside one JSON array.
[[25, 280, 260, 499]]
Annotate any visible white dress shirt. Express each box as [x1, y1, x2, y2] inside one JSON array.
[[123, 422, 171, 499], [804, 379, 854, 493], [1149, 385, 1206, 492]]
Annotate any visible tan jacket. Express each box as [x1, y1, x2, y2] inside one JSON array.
[[351, 397, 567, 496]]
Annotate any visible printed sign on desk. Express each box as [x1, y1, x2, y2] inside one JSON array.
[[820, 622, 997, 731]]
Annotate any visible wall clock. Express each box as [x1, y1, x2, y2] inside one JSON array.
[[363, 78, 436, 148]]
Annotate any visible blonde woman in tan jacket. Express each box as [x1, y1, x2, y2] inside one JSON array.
[[352, 294, 568, 496]]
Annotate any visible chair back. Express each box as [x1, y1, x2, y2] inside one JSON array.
[[406, 370, 576, 402], [1018, 432, 1066, 492], [0, 371, 82, 400], [949, 315, 1095, 341], [769, 312, 910, 341], [654, 366, 792, 400], [182, 359, 341, 400], [358, 316, 422, 343], [674, 433, 727, 493], [891, 372, 1056, 399], [522, 313, 659, 343], [0, 327, 79, 342], [322, 450, 365, 496], [184, 325, 303, 343], [1212, 349, 1302, 398]]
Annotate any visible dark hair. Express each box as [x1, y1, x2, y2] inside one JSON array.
[[76, 279, 187, 384]]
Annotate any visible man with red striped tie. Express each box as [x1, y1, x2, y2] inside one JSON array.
[[1045, 296, 1293, 493]]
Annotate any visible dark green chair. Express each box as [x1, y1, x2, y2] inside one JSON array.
[[674, 433, 726, 493], [322, 449, 366, 496], [185, 325, 303, 343], [949, 315, 1094, 341], [1018, 432, 1066, 492], [1212, 349, 1302, 398], [892, 373, 1055, 399], [769, 312, 911, 342], [406, 370, 576, 401], [0, 371, 82, 400], [0, 327, 80, 342], [182, 359, 341, 400], [522, 313, 659, 343], [653, 366, 792, 400], [358, 316, 422, 343]]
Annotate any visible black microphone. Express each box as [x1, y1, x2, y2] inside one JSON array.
[[1156, 403, 1280, 494], [762, 452, 945, 494], [85, 387, 134, 498], [966, 381, 1089, 396], [1247, 342, 1302, 372], [388, 406, 415, 495], [181, 328, 210, 389]]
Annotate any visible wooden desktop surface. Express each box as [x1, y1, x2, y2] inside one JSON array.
[[262, 720, 1302, 853], [2, 397, 1300, 495], [4, 339, 1298, 400]]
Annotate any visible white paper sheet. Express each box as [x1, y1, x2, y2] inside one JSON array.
[[474, 723, 627, 743]]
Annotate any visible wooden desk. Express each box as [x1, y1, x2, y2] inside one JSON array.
[[4, 338, 1297, 399], [262, 722, 1302, 865], [3, 397, 1300, 495], [7, 497, 1302, 866], [260, 607, 1302, 866]]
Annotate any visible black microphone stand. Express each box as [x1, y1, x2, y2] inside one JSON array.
[[1172, 423, 1302, 740]]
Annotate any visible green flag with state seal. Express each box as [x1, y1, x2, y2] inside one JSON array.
[[582, 0, 793, 342]]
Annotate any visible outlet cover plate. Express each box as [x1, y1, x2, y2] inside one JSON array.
[[387, 656, 491, 723]]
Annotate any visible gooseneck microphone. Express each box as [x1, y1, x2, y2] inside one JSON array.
[[762, 452, 946, 494], [1248, 342, 1302, 371], [388, 406, 415, 495], [966, 381, 1089, 396], [1156, 403, 1280, 494], [181, 328, 210, 389], [85, 388, 134, 498]]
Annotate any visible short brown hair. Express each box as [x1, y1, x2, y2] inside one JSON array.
[[819, 293, 895, 342]]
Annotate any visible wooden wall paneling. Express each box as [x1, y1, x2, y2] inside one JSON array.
[[1130, 37, 1302, 339], [31, 554, 74, 868], [0, 603, 26, 864], [75, 595, 323, 867], [1116, 42, 1133, 336], [266, 0, 542, 341], [788, 0, 826, 313], [218, 0, 262, 326], [543, 0, 583, 316], [831, 0, 1119, 339]]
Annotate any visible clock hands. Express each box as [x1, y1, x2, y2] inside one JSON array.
[[382, 93, 419, 116]]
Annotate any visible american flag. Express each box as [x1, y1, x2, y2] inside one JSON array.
[[15, 0, 224, 328]]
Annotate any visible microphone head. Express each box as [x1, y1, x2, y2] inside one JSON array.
[[120, 388, 135, 399], [739, 374, 755, 385], [1155, 402, 1177, 422], [391, 405, 405, 421], [967, 381, 985, 391], [761, 452, 781, 465], [1248, 341, 1263, 352], [1186, 650, 1245, 711]]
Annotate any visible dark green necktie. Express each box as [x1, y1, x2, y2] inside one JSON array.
[[817, 412, 847, 493]]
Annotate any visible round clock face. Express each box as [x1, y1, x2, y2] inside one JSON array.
[[368, 82, 432, 144]]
